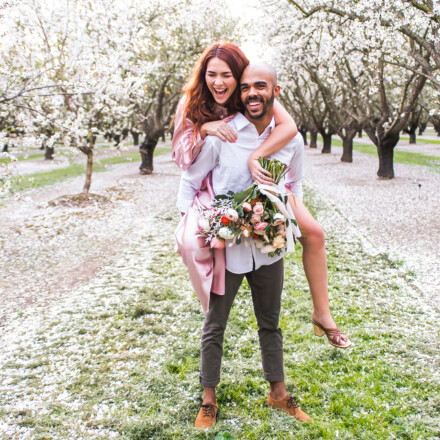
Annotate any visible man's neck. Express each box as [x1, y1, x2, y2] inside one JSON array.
[[244, 112, 274, 135]]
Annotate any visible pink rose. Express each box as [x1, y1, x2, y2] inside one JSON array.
[[253, 202, 264, 215], [277, 225, 286, 238], [254, 222, 268, 231], [242, 202, 252, 212], [250, 213, 261, 224], [210, 237, 226, 249], [253, 222, 268, 235]]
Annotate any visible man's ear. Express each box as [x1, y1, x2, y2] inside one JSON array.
[[274, 85, 281, 98]]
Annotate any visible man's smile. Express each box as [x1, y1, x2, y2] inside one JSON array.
[[245, 96, 264, 113]]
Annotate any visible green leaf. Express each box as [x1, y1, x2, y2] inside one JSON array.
[[215, 431, 235, 440]]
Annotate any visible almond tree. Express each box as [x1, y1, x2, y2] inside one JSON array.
[[1, 0, 241, 194], [263, 0, 434, 178], [119, 1, 240, 174]]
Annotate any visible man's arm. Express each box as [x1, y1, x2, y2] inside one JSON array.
[[176, 137, 221, 213]]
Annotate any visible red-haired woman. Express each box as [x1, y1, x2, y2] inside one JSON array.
[[173, 41, 350, 349]]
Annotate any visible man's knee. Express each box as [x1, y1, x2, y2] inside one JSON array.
[[202, 319, 227, 342]]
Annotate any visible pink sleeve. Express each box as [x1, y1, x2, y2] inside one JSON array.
[[172, 97, 205, 171]]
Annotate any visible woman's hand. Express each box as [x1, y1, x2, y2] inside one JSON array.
[[200, 118, 237, 142], [248, 154, 274, 185]]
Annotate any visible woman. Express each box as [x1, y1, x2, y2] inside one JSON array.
[[173, 41, 350, 349]]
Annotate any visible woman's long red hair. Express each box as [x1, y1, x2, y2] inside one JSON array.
[[183, 41, 249, 133]]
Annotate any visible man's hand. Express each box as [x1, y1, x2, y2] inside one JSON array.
[[248, 153, 274, 185], [200, 118, 237, 143]]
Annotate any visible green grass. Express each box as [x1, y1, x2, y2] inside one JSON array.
[[400, 136, 440, 145], [1, 194, 438, 439], [0, 152, 45, 164], [2, 141, 172, 194], [312, 135, 440, 172]]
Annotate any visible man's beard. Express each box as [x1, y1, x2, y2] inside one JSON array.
[[244, 92, 275, 119]]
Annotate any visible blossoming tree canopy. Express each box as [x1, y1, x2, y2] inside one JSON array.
[[0, 0, 241, 193], [261, 0, 439, 178]]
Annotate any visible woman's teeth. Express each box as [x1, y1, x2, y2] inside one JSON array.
[[214, 89, 227, 95]]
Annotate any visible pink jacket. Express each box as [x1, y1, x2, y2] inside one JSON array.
[[172, 98, 226, 313]]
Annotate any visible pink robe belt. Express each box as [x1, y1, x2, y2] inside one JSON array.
[[174, 173, 225, 313]]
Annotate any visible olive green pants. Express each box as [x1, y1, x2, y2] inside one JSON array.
[[199, 259, 284, 387]]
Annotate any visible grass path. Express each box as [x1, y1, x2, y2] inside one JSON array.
[[310, 136, 440, 173], [3, 142, 171, 194], [0, 183, 439, 439]]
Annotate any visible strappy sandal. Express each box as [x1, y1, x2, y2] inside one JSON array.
[[312, 320, 352, 349]]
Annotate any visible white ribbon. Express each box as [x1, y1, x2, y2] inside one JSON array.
[[257, 183, 301, 253]]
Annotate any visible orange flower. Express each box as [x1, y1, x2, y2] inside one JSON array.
[[221, 216, 230, 225]]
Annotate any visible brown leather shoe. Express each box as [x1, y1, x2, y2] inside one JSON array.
[[194, 401, 218, 429], [267, 393, 311, 422]]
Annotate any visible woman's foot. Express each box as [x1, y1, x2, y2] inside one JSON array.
[[311, 311, 351, 349]]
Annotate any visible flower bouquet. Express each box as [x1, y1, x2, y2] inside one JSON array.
[[198, 158, 300, 257]]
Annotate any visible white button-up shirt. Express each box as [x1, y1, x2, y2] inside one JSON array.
[[177, 112, 304, 274]]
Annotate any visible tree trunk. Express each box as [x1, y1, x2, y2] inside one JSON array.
[[309, 129, 318, 149], [321, 132, 332, 154], [377, 133, 399, 179], [433, 121, 440, 136], [139, 134, 159, 174], [299, 128, 307, 145], [45, 146, 54, 160], [83, 148, 93, 194], [340, 129, 357, 163], [358, 129, 362, 138], [409, 130, 416, 144], [418, 122, 427, 136], [131, 131, 140, 146], [2, 144, 8, 152]]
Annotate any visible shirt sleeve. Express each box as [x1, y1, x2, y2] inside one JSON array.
[[176, 137, 220, 213], [171, 97, 205, 171], [284, 133, 304, 199]]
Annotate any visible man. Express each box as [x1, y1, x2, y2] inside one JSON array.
[[176, 63, 311, 428]]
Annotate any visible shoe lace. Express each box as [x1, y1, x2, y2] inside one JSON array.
[[201, 404, 216, 418], [286, 396, 299, 410]]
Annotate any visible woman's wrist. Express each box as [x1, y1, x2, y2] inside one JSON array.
[[248, 152, 261, 162], [200, 125, 207, 140]]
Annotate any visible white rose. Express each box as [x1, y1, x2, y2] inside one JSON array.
[[225, 208, 239, 222], [261, 244, 276, 254], [218, 227, 234, 240], [272, 235, 285, 249], [273, 213, 285, 226], [254, 239, 264, 249], [242, 228, 251, 238], [198, 217, 211, 233]]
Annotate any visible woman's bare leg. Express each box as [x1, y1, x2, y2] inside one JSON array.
[[289, 197, 348, 342]]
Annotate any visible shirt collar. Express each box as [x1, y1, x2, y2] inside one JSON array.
[[233, 112, 276, 134]]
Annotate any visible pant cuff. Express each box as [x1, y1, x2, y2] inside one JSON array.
[[264, 374, 284, 382], [199, 374, 220, 387]]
